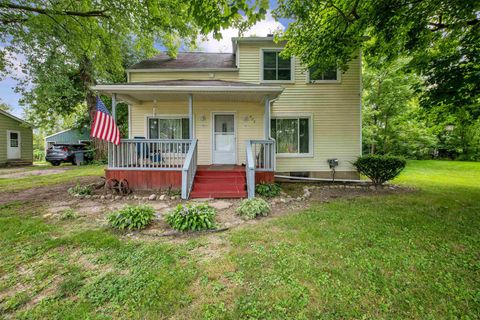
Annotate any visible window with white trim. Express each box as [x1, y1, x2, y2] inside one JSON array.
[[262, 50, 292, 81], [271, 117, 311, 155], [308, 64, 339, 82], [9, 132, 19, 147], [148, 117, 190, 139]]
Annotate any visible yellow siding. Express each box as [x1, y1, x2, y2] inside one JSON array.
[[236, 43, 361, 172], [130, 100, 264, 165], [128, 40, 361, 172], [129, 71, 239, 82]]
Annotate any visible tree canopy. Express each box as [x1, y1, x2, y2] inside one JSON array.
[[0, 0, 269, 129], [274, 0, 479, 114]]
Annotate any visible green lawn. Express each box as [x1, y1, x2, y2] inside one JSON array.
[[0, 160, 479, 319], [0, 164, 104, 193]]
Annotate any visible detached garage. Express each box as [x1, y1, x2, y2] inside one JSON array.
[[45, 128, 90, 150], [0, 110, 33, 166]]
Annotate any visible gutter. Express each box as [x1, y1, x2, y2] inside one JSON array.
[[92, 85, 284, 94]]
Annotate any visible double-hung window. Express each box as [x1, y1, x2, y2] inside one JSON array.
[[308, 64, 340, 83], [271, 117, 312, 156], [148, 117, 190, 139], [262, 50, 292, 81]]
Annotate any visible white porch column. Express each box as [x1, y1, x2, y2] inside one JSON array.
[[112, 93, 117, 121], [188, 94, 194, 139], [264, 95, 270, 139]]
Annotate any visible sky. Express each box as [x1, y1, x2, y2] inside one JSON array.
[[0, 1, 290, 119]]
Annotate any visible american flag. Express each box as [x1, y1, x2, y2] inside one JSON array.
[[91, 97, 120, 145]]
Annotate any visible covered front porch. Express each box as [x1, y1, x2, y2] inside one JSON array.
[[92, 80, 283, 199]]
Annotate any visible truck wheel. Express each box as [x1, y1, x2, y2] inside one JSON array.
[[51, 161, 60, 166]]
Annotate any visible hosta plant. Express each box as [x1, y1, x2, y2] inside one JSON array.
[[236, 198, 270, 220], [255, 182, 281, 198], [107, 205, 156, 230], [68, 183, 93, 196], [165, 203, 216, 232]]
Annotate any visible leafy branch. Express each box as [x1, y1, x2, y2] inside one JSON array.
[[0, 2, 109, 18]]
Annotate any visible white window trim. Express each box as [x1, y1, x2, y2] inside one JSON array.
[[306, 68, 342, 84], [271, 114, 314, 158], [7, 129, 20, 147], [144, 114, 191, 139], [259, 48, 295, 84], [45, 140, 56, 150]]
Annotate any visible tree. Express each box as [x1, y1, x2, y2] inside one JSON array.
[[362, 58, 436, 158], [1, 0, 268, 127], [273, 0, 479, 114], [0, 100, 11, 112]]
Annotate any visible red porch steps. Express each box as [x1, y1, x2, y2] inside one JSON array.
[[190, 166, 247, 199]]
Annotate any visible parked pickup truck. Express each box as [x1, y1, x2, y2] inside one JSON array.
[[45, 143, 92, 166]]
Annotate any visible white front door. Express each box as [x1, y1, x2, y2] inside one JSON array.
[[7, 130, 21, 159], [212, 113, 236, 164]]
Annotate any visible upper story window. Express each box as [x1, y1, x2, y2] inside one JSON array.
[[262, 50, 292, 81], [308, 65, 340, 83]]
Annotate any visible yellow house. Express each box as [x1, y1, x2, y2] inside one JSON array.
[[93, 36, 361, 199]]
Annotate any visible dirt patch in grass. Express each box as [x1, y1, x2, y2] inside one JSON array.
[[45, 182, 413, 244], [0, 176, 98, 205], [0, 168, 70, 179]]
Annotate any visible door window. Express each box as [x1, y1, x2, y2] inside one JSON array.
[[214, 115, 235, 154], [10, 132, 19, 147]]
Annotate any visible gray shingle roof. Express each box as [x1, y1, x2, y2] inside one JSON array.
[[129, 52, 236, 70]]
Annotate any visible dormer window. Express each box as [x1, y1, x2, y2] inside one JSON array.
[[308, 65, 341, 83], [262, 50, 292, 81]]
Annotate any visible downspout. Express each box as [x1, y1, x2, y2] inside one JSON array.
[[188, 94, 194, 139], [267, 97, 278, 171]]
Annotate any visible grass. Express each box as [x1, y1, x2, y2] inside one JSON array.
[[0, 164, 104, 193], [0, 160, 479, 318]]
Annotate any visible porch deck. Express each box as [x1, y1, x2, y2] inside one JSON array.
[[106, 139, 275, 199]]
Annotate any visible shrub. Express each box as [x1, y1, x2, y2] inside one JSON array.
[[68, 183, 93, 196], [107, 205, 155, 230], [236, 198, 270, 220], [255, 182, 281, 198], [165, 203, 216, 232], [353, 155, 406, 186], [61, 208, 78, 220], [33, 149, 45, 162]]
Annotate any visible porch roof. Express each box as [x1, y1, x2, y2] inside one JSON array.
[[92, 80, 284, 104]]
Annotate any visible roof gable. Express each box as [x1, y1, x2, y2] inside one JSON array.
[[0, 109, 32, 127]]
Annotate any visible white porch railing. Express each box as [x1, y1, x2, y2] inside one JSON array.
[[108, 139, 192, 170], [181, 139, 198, 199], [108, 139, 198, 199], [245, 139, 276, 198]]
